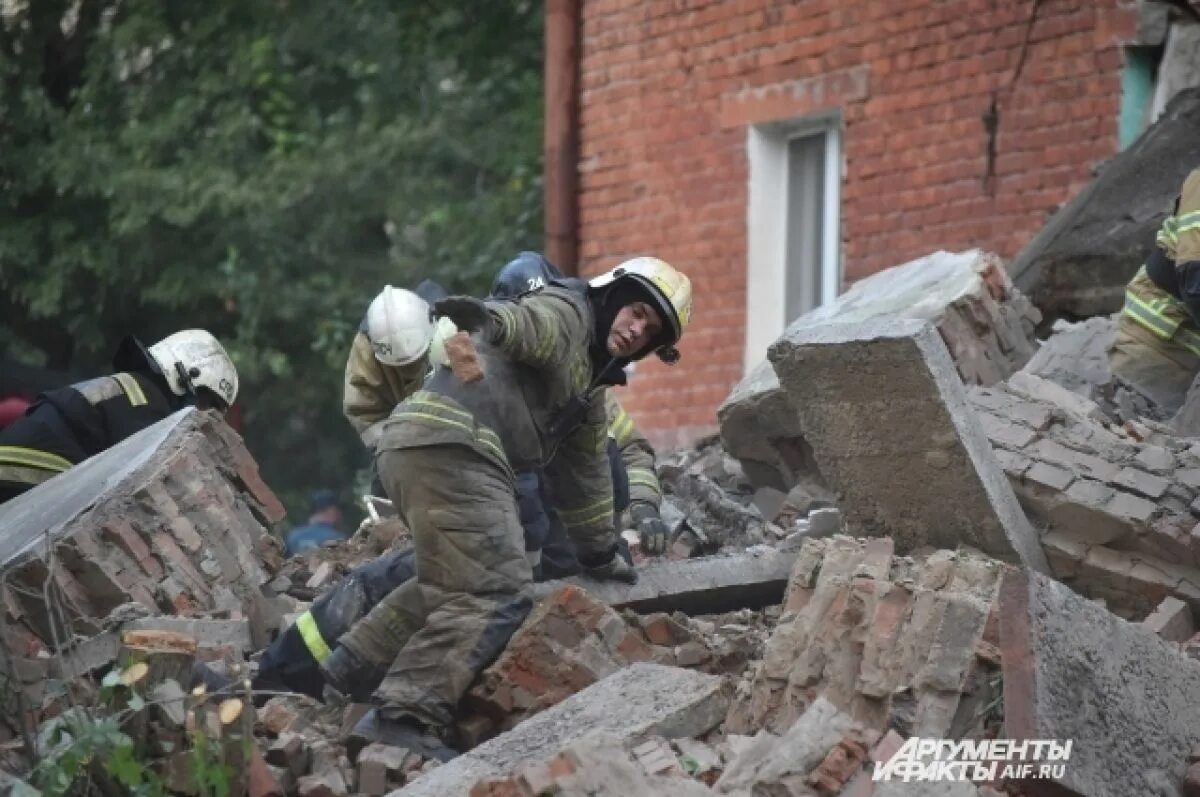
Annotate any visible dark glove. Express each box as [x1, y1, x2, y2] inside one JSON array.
[[630, 501, 668, 555], [583, 548, 638, 584], [432, 295, 492, 336]]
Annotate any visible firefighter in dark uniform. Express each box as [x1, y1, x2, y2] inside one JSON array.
[[0, 330, 238, 504], [323, 256, 693, 760], [1110, 167, 1200, 414]]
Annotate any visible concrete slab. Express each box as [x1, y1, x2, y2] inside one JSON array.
[[0, 410, 186, 566], [531, 546, 798, 615], [393, 663, 726, 796], [721, 250, 1040, 491], [768, 318, 1048, 571], [1010, 87, 1200, 318], [1000, 568, 1200, 797]]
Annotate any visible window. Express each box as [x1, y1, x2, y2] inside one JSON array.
[[745, 116, 842, 372]]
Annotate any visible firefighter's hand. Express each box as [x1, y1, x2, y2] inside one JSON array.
[[433, 296, 491, 336], [584, 549, 638, 584], [630, 501, 668, 555]]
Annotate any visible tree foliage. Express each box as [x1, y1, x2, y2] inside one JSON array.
[[0, 0, 544, 515]]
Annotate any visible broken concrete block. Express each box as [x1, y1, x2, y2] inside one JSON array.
[[768, 318, 1047, 571], [399, 663, 726, 796], [266, 732, 310, 779], [717, 360, 812, 491], [1144, 596, 1196, 643], [123, 617, 252, 657], [1019, 317, 1117, 398], [469, 738, 713, 797], [295, 769, 348, 797], [532, 547, 797, 615], [357, 743, 409, 795], [1000, 568, 1200, 797], [0, 409, 282, 658], [1010, 87, 1200, 318], [807, 507, 842, 537], [721, 250, 1040, 492]]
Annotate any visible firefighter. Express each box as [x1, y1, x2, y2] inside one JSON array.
[[343, 285, 451, 451], [1110, 167, 1200, 414], [489, 252, 668, 568], [0, 330, 238, 504], [325, 256, 693, 760]]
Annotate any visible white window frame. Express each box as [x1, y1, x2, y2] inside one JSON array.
[[744, 114, 842, 373]]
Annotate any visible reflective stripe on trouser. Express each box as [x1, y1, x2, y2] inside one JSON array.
[[296, 611, 333, 664], [1109, 314, 1200, 415], [338, 442, 533, 728]]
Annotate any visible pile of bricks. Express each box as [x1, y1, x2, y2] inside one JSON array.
[[0, 409, 287, 731], [970, 373, 1200, 617], [726, 535, 1005, 741], [459, 585, 710, 745]]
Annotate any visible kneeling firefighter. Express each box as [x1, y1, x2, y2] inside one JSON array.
[[323, 255, 692, 760]]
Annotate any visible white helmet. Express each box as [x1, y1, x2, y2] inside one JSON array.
[[148, 329, 239, 408], [366, 286, 434, 366]]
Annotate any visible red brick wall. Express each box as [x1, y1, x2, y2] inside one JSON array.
[[575, 0, 1137, 450]]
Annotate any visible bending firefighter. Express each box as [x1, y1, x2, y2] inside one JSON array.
[[343, 285, 453, 452], [0, 330, 238, 504], [324, 256, 692, 761], [1111, 167, 1200, 414]]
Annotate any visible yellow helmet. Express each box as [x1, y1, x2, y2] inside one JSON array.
[[589, 256, 693, 363]]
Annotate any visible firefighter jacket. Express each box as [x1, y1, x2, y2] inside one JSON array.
[[0, 371, 177, 495], [342, 329, 429, 450], [377, 286, 618, 558], [1122, 168, 1200, 356], [605, 392, 661, 508]]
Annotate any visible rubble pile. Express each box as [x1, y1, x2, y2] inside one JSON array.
[[0, 409, 290, 742], [971, 373, 1200, 616], [726, 536, 1004, 742], [14, 240, 1200, 796]]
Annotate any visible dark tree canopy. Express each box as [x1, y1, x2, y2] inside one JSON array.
[[0, 0, 544, 515]]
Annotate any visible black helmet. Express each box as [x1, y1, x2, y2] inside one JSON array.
[[490, 252, 564, 299]]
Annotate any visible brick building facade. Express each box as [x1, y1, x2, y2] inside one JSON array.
[[567, 0, 1143, 449]]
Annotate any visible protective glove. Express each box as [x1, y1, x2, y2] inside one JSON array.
[[432, 296, 491, 337], [629, 501, 668, 555], [584, 548, 638, 584]]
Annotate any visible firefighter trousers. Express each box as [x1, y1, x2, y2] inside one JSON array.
[[338, 441, 532, 729], [1109, 314, 1200, 416]]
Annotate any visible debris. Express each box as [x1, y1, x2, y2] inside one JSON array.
[[357, 742, 410, 795], [469, 738, 712, 797], [728, 536, 1004, 738], [532, 547, 798, 615], [721, 249, 1040, 494], [1144, 596, 1196, 642], [1000, 568, 1200, 797], [717, 697, 878, 795], [0, 408, 282, 663], [972, 377, 1200, 616], [446, 330, 485, 383], [1019, 316, 1118, 399], [400, 663, 726, 796], [1010, 87, 1200, 319], [769, 317, 1048, 570]]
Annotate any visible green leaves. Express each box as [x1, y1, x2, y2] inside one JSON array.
[[0, 0, 544, 514]]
